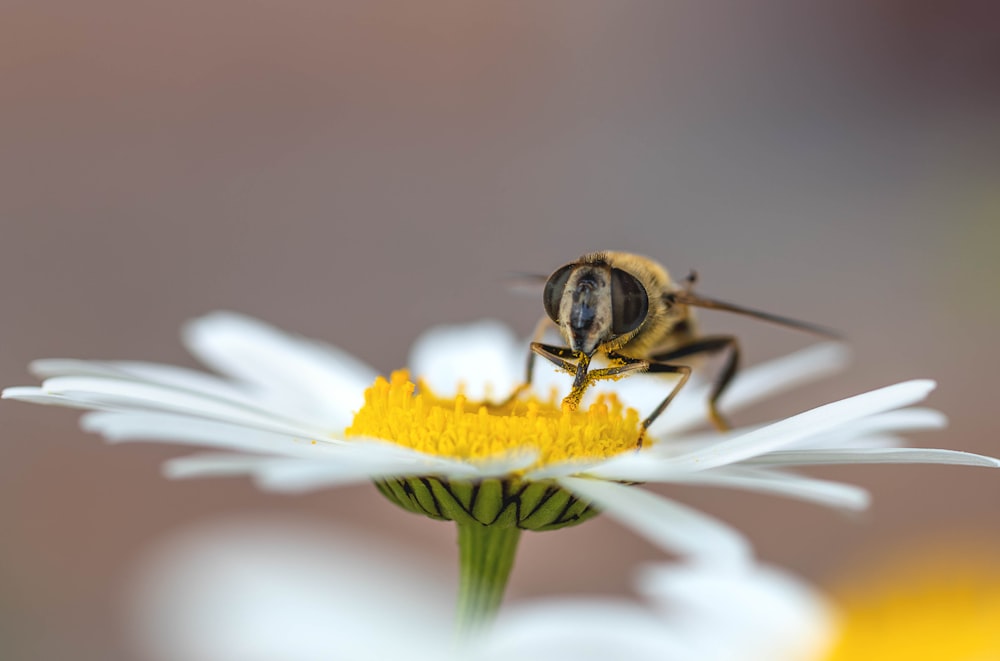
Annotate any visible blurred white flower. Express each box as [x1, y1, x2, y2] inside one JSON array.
[[5, 313, 996, 566], [127, 516, 835, 661]]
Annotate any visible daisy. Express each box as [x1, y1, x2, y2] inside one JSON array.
[[4, 312, 997, 628], [129, 516, 835, 661]]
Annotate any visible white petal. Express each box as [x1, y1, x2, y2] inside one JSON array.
[[807, 434, 906, 450], [555, 477, 752, 566], [586, 457, 870, 510], [479, 600, 690, 661], [2, 387, 109, 410], [639, 563, 835, 661], [249, 441, 490, 491], [249, 461, 471, 492], [581, 450, 698, 480], [103, 404, 536, 489], [30, 359, 249, 403], [651, 407, 944, 456], [80, 411, 336, 456], [791, 407, 947, 449], [654, 380, 937, 471], [164, 445, 482, 492], [24, 358, 351, 434], [408, 320, 524, 400], [664, 468, 871, 510], [747, 447, 1000, 468], [31, 358, 131, 379], [183, 311, 377, 429], [32, 376, 325, 439], [523, 459, 616, 481], [129, 517, 452, 661], [163, 454, 284, 479]]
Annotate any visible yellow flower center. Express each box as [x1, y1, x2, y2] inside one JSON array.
[[825, 547, 1000, 660], [345, 370, 641, 472]]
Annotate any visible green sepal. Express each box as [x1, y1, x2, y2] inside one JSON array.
[[374, 476, 601, 531]]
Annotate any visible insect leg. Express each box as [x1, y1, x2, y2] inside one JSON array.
[[533, 347, 657, 412], [584, 355, 651, 383], [523, 316, 560, 384], [496, 316, 556, 405], [636, 361, 693, 438], [528, 342, 580, 374], [530, 343, 592, 410], [650, 335, 739, 431]]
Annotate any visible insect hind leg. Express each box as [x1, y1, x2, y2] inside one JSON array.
[[495, 339, 587, 408], [650, 335, 740, 431]]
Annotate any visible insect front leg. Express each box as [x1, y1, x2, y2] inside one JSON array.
[[495, 316, 556, 406], [531, 346, 652, 412], [529, 343, 590, 410]]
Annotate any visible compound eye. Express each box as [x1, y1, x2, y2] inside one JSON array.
[[610, 268, 648, 335], [542, 264, 575, 323]]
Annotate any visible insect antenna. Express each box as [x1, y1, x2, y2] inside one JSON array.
[[669, 291, 842, 339]]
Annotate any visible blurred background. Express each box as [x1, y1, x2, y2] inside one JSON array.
[[1, 1, 998, 659]]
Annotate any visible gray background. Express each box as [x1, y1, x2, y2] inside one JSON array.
[[2, 2, 998, 659]]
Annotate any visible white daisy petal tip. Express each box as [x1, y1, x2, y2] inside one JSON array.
[[847, 379, 936, 409], [28, 358, 73, 378], [897, 378, 936, 399], [79, 411, 116, 437], [2, 386, 41, 400], [958, 452, 1000, 469], [180, 311, 273, 361], [162, 454, 281, 482], [180, 310, 259, 341], [797, 341, 851, 372], [161, 457, 209, 481], [897, 407, 948, 431]]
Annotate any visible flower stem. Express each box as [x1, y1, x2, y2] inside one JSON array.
[[454, 520, 522, 635]]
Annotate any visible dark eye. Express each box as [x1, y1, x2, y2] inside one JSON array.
[[610, 268, 648, 335], [542, 264, 575, 322]]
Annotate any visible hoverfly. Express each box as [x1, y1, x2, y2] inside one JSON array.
[[508, 251, 839, 443]]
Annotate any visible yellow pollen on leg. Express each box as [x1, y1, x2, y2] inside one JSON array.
[[345, 370, 642, 470]]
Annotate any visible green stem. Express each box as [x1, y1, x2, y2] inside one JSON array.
[[454, 520, 522, 635]]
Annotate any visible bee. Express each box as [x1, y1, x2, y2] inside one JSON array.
[[510, 251, 838, 442]]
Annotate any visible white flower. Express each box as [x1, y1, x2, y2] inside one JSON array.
[[128, 516, 835, 661], [5, 312, 997, 566]]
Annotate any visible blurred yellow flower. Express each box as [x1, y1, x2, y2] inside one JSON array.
[[825, 543, 1000, 661]]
